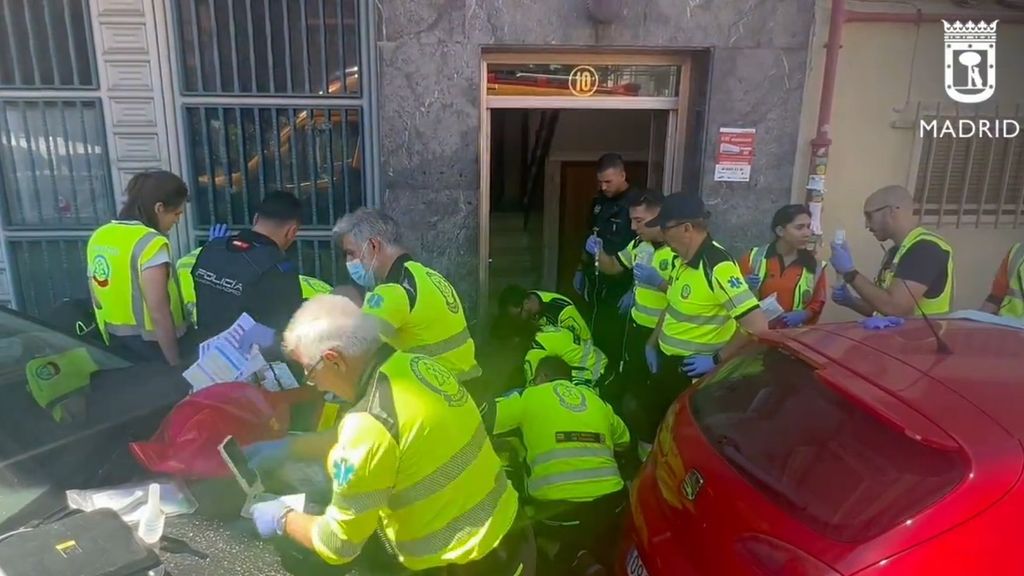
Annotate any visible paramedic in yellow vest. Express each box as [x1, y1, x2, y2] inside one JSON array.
[[739, 204, 827, 328], [334, 208, 482, 382], [980, 243, 1024, 320], [498, 285, 591, 342], [86, 171, 189, 365], [482, 356, 628, 574], [524, 325, 608, 389], [830, 185, 955, 317], [641, 193, 770, 455], [592, 189, 677, 407], [250, 296, 533, 575]]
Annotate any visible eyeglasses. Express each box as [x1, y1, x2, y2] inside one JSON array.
[[303, 355, 326, 385], [863, 205, 891, 219]]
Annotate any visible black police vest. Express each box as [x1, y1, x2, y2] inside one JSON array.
[[192, 236, 286, 339], [592, 191, 634, 255]]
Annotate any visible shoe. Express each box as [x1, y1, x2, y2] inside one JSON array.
[[572, 550, 608, 576]]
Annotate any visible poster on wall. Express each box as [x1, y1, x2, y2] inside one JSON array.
[[714, 127, 756, 182]]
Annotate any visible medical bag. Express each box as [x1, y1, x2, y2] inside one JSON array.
[[0, 509, 162, 576]]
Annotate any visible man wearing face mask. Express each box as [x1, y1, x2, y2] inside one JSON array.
[[192, 191, 304, 344], [334, 208, 482, 383]]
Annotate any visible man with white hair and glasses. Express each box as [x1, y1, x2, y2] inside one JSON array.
[[249, 295, 534, 575], [334, 208, 482, 384]]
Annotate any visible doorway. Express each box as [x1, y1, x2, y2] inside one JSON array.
[[486, 109, 666, 309], [557, 160, 648, 294], [478, 52, 703, 322]]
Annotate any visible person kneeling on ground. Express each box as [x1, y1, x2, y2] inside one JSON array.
[[481, 356, 629, 576], [248, 295, 534, 575]]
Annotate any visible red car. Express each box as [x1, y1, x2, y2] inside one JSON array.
[[620, 316, 1024, 576]]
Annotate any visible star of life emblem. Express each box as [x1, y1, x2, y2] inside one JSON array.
[[943, 20, 997, 104]]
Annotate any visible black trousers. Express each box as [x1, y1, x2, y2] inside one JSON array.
[[532, 490, 627, 572], [601, 319, 651, 413], [631, 349, 694, 445], [585, 273, 630, 373]]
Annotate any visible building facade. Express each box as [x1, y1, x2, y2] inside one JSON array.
[[796, 0, 1023, 321], [0, 0, 382, 317], [3, 0, 1015, 325]]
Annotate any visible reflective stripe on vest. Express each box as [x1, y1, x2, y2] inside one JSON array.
[[386, 262, 481, 382], [1002, 243, 1024, 319], [529, 445, 614, 469], [397, 470, 510, 560], [527, 465, 622, 494], [88, 222, 187, 342], [747, 244, 819, 310], [630, 242, 675, 328], [878, 227, 954, 316]]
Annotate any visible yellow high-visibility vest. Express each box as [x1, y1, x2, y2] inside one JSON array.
[[87, 221, 187, 343], [877, 227, 954, 316]]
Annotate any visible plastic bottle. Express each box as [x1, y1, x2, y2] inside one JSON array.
[[636, 243, 655, 267], [137, 483, 165, 546], [834, 229, 847, 286]]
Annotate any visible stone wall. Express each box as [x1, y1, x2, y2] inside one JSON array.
[[375, 0, 817, 318]]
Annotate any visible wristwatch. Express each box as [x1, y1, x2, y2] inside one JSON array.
[[275, 506, 294, 536], [842, 270, 859, 284]]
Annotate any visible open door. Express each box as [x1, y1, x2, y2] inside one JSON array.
[[556, 161, 648, 295]]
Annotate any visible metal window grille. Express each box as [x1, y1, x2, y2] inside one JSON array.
[[175, 0, 360, 96], [184, 105, 363, 227], [0, 0, 97, 89], [0, 99, 114, 229], [175, 0, 376, 286], [8, 238, 89, 318], [914, 111, 1024, 229]]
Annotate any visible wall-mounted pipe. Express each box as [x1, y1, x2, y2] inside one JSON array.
[[805, 0, 1024, 248]]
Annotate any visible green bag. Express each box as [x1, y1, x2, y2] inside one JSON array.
[[25, 348, 99, 422]]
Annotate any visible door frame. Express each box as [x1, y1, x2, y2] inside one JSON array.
[[477, 50, 693, 321]]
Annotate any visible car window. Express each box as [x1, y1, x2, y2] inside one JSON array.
[[691, 345, 967, 542], [0, 312, 130, 390], [0, 308, 135, 528]]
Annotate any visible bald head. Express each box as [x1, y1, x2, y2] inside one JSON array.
[[863, 185, 918, 243], [865, 185, 913, 212]]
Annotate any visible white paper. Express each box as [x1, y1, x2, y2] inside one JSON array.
[[759, 293, 785, 322], [183, 313, 270, 392], [808, 201, 824, 235], [714, 164, 751, 182]]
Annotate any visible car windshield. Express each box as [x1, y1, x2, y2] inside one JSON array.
[[690, 344, 967, 542], [0, 308, 135, 528]]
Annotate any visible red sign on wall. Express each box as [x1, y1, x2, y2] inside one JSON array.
[[714, 127, 756, 182]]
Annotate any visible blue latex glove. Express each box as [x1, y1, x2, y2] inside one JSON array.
[[780, 309, 811, 328], [861, 316, 905, 330], [209, 223, 230, 240], [238, 322, 276, 352], [618, 291, 634, 316], [829, 241, 855, 274], [745, 274, 762, 293], [251, 499, 291, 538], [681, 354, 717, 377], [584, 235, 603, 257], [573, 270, 586, 295], [633, 263, 662, 288], [832, 284, 856, 307], [243, 438, 293, 471], [644, 344, 659, 374]]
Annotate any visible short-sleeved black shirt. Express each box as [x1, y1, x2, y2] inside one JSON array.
[[879, 240, 950, 299]]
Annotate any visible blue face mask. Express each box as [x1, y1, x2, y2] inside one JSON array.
[[346, 242, 376, 288]]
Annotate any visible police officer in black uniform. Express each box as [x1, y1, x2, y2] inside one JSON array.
[[576, 153, 638, 371], [192, 191, 304, 344]]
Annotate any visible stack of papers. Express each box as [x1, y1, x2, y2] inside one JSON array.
[[183, 314, 299, 393]]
